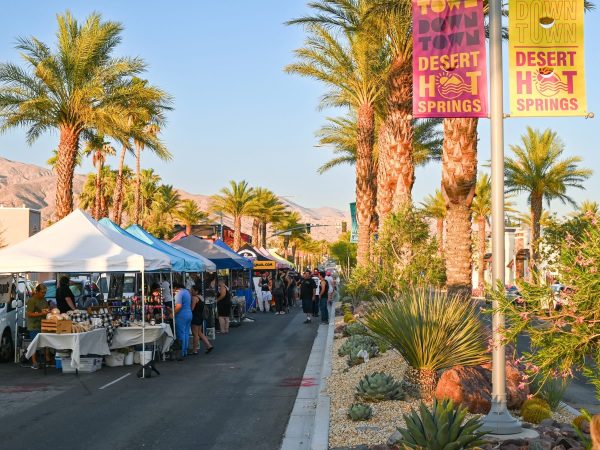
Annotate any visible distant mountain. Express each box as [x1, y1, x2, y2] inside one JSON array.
[[0, 157, 349, 241]]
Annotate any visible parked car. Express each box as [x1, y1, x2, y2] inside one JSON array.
[[43, 279, 103, 310], [0, 277, 31, 362], [97, 273, 137, 300]]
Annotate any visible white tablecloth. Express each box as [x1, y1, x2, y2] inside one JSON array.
[[110, 324, 174, 352], [26, 328, 110, 369]]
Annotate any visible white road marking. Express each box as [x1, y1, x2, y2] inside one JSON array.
[[98, 373, 131, 390]]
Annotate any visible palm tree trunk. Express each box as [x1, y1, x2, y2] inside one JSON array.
[[477, 215, 486, 286], [55, 126, 81, 220], [252, 219, 260, 247], [530, 193, 543, 279], [442, 118, 478, 298], [134, 143, 141, 225], [113, 144, 128, 225], [377, 59, 414, 219], [356, 103, 377, 266], [186, 223, 192, 236], [436, 218, 444, 255], [233, 215, 242, 251], [94, 159, 102, 220], [260, 221, 267, 248]]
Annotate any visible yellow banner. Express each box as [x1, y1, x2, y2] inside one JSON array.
[[509, 0, 587, 117], [253, 260, 276, 270]]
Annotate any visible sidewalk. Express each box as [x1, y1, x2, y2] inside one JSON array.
[[281, 307, 336, 450]]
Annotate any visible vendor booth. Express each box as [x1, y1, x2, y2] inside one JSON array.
[[0, 210, 173, 371]]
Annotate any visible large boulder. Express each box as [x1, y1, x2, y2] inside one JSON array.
[[435, 362, 529, 414]]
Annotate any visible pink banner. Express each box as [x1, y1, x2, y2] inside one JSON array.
[[412, 0, 488, 118]]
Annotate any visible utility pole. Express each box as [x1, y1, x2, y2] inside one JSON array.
[[481, 0, 522, 435]]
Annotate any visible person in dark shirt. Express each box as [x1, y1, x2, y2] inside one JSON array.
[[299, 270, 317, 324], [56, 276, 76, 313]]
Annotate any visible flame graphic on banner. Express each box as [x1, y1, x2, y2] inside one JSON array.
[[437, 73, 471, 99], [534, 68, 570, 97]]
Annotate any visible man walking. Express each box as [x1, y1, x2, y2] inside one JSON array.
[[258, 272, 272, 313], [311, 269, 320, 318], [299, 271, 316, 324], [318, 271, 329, 325]]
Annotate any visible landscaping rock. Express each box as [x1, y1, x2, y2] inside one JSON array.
[[557, 437, 581, 449], [386, 430, 402, 446], [435, 362, 529, 414], [528, 438, 553, 450]]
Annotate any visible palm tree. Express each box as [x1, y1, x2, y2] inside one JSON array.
[[505, 127, 592, 273], [273, 211, 307, 260], [47, 149, 82, 172], [210, 180, 257, 251], [287, 1, 389, 266], [78, 166, 117, 217], [248, 187, 287, 248], [441, 118, 479, 297], [82, 134, 116, 219], [471, 174, 492, 286], [176, 199, 208, 235], [420, 190, 446, 254], [113, 77, 172, 226], [0, 12, 157, 220]]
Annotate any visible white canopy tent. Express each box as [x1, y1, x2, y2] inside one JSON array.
[[0, 209, 171, 273]]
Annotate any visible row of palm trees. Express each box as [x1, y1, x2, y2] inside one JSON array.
[[287, 0, 594, 295], [422, 127, 591, 284], [0, 12, 172, 225]]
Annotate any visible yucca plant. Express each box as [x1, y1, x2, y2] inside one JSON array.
[[398, 398, 486, 450], [363, 288, 488, 399]]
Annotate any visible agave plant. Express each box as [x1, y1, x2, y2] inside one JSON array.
[[363, 288, 487, 399], [343, 322, 368, 337], [398, 398, 486, 450], [347, 402, 373, 421], [356, 372, 404, 402], [338, 335, 378, 357]]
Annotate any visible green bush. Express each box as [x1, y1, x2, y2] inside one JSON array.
[[398, 398, 485, 450], [363, 288, 487, 398], [343, 322, 368, 337]]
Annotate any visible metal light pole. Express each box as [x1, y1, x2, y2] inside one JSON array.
[[481, 0, 522, 435]]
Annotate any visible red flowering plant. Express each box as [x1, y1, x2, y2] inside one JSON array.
[[491, 211, 600, 399]]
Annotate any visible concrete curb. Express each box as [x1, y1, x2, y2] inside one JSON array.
[[281, 303, 336, 450]]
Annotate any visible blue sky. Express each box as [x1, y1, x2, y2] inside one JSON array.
[[0, 1, 598, 215]]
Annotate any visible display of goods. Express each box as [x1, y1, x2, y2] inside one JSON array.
[[520, 397, 551, 415], [343, 322, 367, 337], [355, 372, 404, 402], [398, 398, 485, 450], [347, 403, 373, 421], [521, 404, 552, 424], [46, 308, 70, 321], [41, 319, 73, 334], [338, 335, 377, 357]]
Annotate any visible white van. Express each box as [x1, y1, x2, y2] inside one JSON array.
[[0, 277, 31, 362]]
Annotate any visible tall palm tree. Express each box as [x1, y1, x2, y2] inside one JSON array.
[[287, 1, 389, 266], [176, 199, 208, 235], [113, 77, 172, 226], [420, 189, 446, 254], [210, 180, 257, 251], [471, 174, 492, 286], [273, 210, 307, 260], [78, 167, 117, 216], [441, 118, 479, 297], [47, 149, 82, 172], [0, 12, 155, 220], [82, 134, 115, 219], [505, 127, 592, 273]]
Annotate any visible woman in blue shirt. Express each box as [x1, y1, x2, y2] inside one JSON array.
[[174, 282, 193, 357]]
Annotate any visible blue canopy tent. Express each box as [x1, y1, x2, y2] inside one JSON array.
[[126, 225, 206, 273], [213, 239, 253, 270]]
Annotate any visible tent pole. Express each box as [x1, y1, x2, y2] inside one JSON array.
[[141, 266, 146, 378], [170, 272, 176, 338]]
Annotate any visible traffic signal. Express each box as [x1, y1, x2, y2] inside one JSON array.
[[305, 223, 311, 234], [341, 221, 347, 233]]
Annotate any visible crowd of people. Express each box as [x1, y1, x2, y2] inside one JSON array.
[[257, 269, 336, 325]]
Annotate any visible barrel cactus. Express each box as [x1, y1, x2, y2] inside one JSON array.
[[398, 398, 485, 450], [521, 404, 552, 424], [347, 402, 373, 421], [355, 372, 404, 402], [520, 397, 550, 415]]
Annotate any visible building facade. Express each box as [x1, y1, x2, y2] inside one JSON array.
[[0, 207, 42, 247]]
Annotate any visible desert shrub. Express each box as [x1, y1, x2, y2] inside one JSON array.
[[363, 288, 487, 399]]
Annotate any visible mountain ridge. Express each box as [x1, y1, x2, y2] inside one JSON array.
[[0, 156, 349, 241]]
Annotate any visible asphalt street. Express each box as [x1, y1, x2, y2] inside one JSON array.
[[0, 308, 319, 450]]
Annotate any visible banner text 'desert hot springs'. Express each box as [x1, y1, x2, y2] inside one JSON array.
[[509, 0, 587, 117], [412, 0, 488, 118]]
